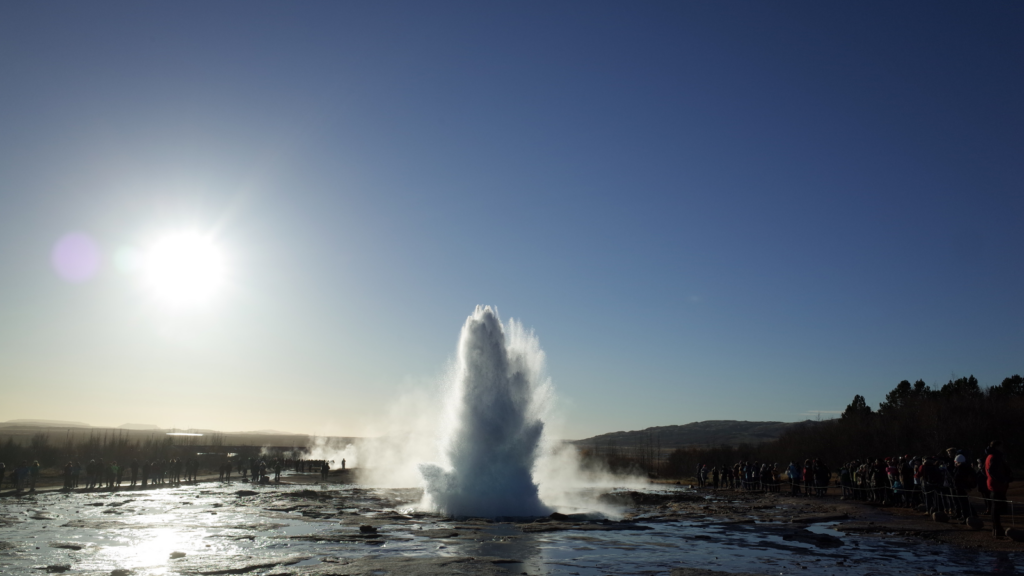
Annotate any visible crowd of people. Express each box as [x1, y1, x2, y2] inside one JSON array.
[[694, 460, 828, 493], [694, 440, 1015, 540], [0, 461, 40, 493], [0, 454, 349, 494], [836, 441, 1014, 538]]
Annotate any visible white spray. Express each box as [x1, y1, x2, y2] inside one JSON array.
[[419, 306, 551, 517]]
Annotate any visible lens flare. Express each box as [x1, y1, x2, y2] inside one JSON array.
[[52, 232, 100, 283], [144, 232, 225, 307]]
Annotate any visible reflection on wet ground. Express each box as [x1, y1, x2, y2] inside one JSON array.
[[0, 480, 1020, 575]]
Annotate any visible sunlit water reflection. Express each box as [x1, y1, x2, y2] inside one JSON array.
[[0, 481, 1019, 575]]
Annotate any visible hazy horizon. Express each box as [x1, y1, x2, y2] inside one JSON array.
[[2, 3, 1022, 440]]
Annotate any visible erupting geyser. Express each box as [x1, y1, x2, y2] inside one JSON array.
[[419, 306, 551, 518]]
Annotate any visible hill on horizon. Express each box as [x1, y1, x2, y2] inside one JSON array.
[[573, 420, 807, 449], [118, 423, 161, 430], [1, 419, 92, 428]]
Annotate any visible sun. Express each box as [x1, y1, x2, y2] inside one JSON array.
[[144, 231, 225, 307]]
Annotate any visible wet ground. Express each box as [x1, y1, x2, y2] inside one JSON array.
[[1, 477, 1020, 576]]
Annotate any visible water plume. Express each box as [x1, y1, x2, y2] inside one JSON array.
[[419, 306, 551, 517]]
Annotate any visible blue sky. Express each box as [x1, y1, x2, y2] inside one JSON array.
[[1, 2, 1022, 438]]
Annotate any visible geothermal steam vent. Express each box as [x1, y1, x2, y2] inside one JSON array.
[[419, 306, 551, 518]]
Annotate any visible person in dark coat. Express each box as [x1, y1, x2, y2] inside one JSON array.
[[951, 454, 975, 520]]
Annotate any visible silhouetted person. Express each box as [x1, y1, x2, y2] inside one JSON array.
[[29, 460, 40, 492], [141, 460, 150, 487], [321, 461, 330, 481], [14, 461, 29, 493], [341, 458, 346, 471], [130, 459, 139, 486], [985, 441, 1013, 539]]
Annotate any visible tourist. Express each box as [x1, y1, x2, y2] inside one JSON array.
[[29, 460, 40, 492], [975, 459, 991, 515], [14, 461, 29, 493], [984, 441, 1013, 540], [950, 454, 975, 521], [787, 462, 800, 495]]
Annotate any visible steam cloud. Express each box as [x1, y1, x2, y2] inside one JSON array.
[[302, 306, 646, 518]]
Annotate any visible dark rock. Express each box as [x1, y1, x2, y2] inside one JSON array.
[[288, 489, 322, 499], [417, 529, 460, 538], [781, 530, 844, 548], [932, 511, 949, 523], [359, 525, 377, 534], [234, 490, 258, 497], [790, 513, 848, 524], [671, 568, 763, 576], [287, 555, 519, 575], [966, 517, 984, 530], [518, 521, 652, 533], [598, 491, 703, 507], [548, 512, 570, 521], [1005, 527, 1024, 542]]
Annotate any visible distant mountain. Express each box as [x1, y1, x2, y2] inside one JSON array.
[[573, 420, 808, 449], [0, 419, 92, 428], [118, 423, 161, 430]]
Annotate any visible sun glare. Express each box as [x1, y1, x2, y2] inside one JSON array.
[[144, 232, 225, 307]]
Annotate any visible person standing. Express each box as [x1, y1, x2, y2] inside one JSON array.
[[985, 441, 1013, 539], [130, 459, 139, 487], [0, 461, 6, 490], [975, 459, 991, 515], [15, 461, 29, 493], [29, 460, 40, 492], [951, 455, 975, 521]]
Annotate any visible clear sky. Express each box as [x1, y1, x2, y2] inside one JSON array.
[[1, 2, 1022, 440]]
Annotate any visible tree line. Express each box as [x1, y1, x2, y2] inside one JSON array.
[[587, 374, 1024, 480]]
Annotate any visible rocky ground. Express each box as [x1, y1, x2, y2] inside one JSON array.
[[1, 474, 1021, 576], [621, 486, 1024, 552]]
